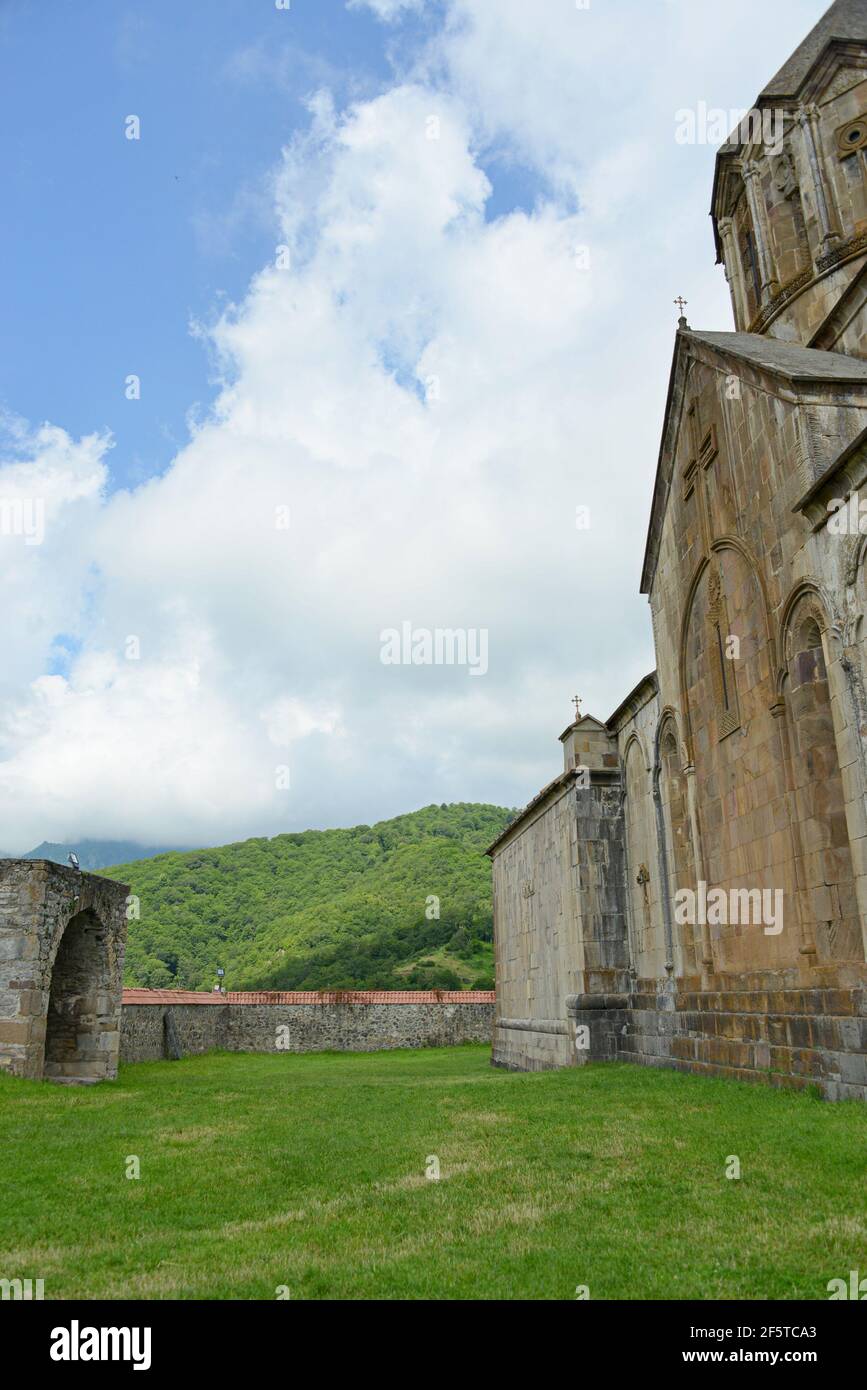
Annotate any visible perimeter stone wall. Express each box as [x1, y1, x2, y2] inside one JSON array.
[[120, 991, 495, 1062]]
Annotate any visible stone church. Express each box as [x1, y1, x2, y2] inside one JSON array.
[[488, 0, 867, 1100]]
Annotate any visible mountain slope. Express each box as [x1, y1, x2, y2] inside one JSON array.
[[18, 841, 178, 870], [105, 803, 513, 992]]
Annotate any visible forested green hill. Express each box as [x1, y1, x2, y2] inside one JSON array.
[[106, 803, 514, 992]]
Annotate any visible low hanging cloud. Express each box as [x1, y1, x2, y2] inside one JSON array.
[[0, 0, 821, 851]]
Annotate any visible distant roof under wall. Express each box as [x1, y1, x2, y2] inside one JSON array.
[[122, 989, 496, 1005], [123, 989, 226, 1005]]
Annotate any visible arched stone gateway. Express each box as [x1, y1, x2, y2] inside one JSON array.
[[0, 860, 129, 1082]]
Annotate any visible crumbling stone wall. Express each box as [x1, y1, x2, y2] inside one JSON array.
[[0, 861, 129, 1081]]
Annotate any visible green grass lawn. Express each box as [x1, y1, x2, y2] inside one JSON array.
[[1, 1045, 865, 1300]]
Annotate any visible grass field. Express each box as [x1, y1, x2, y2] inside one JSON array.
[[1, 1045, 865, 1300]]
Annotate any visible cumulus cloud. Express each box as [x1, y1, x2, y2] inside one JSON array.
[[0, 0, 826, 850], [348, 0, 423, 19], [0, 417, 110, 702]]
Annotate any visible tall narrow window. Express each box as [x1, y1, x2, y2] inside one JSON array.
[[715, 622, 731, 711], [707, 568, 740, 740]]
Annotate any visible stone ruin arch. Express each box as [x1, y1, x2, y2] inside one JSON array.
[[0, 860, 129, 1082]]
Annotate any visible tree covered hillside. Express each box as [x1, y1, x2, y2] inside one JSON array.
[[106, 803, 514, 992]]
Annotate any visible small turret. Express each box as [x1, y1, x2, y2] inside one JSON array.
[[559, 698, 619, 778]]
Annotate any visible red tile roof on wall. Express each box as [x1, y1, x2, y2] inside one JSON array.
[[123, 990, 226, 1005], [122, 989, 496, 1005]]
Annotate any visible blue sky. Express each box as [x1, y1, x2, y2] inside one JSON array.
[[0, 0, 455, 489], [0, 0, 829, 851]]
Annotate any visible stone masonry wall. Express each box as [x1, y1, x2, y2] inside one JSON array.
[[490, 780, 580, 1072], [121, 1001, 228, 1061], [120, 991, 495, 1063], [490, 773, 628, 1072], [569, 971, 867, 1101], [0, 861, 129, 1081]]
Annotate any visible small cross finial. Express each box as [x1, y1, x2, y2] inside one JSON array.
[[573, 694, 582, 721], [674, 296, 689, 328]]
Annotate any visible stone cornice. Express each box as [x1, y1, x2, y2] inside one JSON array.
[[484, 767, 582, 858], [809, 258, 867, 348], [792, 420, 867, 527], [606, 672, 659, 733]]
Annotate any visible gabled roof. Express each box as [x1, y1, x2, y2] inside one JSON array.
[[639, 328, 867, 595], [761, 0, 867, 99], [688, 331, 867, 384]]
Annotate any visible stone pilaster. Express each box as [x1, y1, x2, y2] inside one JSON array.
[[798, 105, 841, 254], [742, 162, 779, 301]]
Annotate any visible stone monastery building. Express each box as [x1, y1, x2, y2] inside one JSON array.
[[488, 0, 867, 1100]]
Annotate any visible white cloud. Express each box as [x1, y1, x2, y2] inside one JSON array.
[[423, 0, 822, 202], [348, 0, 423, 19], [0, 418, 110, 704], [0, 0, 829, 850]]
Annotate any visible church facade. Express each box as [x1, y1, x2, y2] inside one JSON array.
[[488, 0, 867, 1101]]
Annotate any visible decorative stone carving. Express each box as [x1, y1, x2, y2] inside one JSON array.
[[819, 66, 867, 106]]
